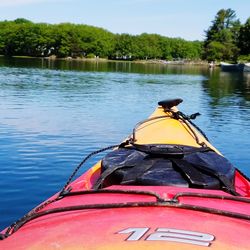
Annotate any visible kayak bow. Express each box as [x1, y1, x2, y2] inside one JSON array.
[[1, 99, 250, 250]]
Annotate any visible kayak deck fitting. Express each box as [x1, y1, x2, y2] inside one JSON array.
[[1, 98, 250, 250]]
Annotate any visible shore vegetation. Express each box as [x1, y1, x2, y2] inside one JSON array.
[[203, 9, 250, 62], [0, 9, 249, 63]]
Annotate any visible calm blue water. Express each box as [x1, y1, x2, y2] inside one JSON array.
[[0, 58, 250, 229]]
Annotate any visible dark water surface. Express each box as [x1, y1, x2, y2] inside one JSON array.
[[0, 57, 250, 229]]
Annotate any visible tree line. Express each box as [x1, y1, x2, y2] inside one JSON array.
[[203, 9, 250, 62], [0, 18, 201, 60], [0, 9, 249, 62]]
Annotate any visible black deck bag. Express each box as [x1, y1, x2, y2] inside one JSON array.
[[95, 146, 236, 193]]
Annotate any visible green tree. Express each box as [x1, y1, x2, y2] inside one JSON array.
[[14, 18, 33, 24], [204, 9, 240, 62], [238, 18, 250, 56], [159, 37, 173, 60], [0, 17, 206, 61], [134, 33, 162, 59], [114, 34, 136, 59]]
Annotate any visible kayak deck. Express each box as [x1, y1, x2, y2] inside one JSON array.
[[1, 185, 250, 250]]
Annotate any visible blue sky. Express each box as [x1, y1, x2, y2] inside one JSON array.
[[0, 0, 249, 41]]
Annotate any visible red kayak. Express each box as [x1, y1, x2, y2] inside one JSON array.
[[1, 99, 250, 250]]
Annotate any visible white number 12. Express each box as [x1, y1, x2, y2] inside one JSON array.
[[117, 227, 214, 247]]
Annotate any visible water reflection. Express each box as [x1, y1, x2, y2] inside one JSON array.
[[203, 69, 250, 105], [0, 56, 210, 75]]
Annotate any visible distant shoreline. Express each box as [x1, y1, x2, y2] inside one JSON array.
[[0, 55, 213, 66]]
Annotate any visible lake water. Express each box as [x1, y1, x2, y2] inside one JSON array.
[[0, 57, 250, 230]]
